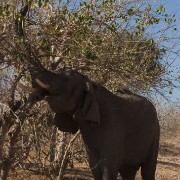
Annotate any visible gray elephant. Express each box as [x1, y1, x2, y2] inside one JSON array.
[[21, 69, 160, 180], [16, 4, 159, 179]]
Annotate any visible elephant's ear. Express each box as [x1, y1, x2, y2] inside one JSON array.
[[54, 113, 79, 134], [81, 82, 100, 124]]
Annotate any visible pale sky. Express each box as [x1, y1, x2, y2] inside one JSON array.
[[164, 0, 180, 102]]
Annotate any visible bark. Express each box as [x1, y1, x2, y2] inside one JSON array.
[[0, 106, 31, 180], [54, 131, 69, 178], [0, 123, 3, 174], [57, 131, 79, 180]]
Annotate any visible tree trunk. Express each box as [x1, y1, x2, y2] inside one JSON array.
[[0, 124, 3, 174], [53, 131, 69, 179], [0, 105, 30, 180], [57, 132, 79, 180]]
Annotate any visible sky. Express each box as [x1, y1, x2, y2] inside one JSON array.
[[163, 0, 180, 103]]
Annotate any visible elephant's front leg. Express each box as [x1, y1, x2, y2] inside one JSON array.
[[100, 158, 119, 180], [89, 157, 118, 180], [88, 156, 102, 180]]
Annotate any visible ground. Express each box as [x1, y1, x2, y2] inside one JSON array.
[[7, 123, 180, 180], [155, 125, 180, 180]]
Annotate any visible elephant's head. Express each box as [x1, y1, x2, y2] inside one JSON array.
[[20, 70, 100, 133]]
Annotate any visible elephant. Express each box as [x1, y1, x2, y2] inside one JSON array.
[[20, 69, 160, 180], [15, 4, 160, 179]]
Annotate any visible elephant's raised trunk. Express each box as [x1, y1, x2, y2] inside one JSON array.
[[15, 1, 55, 85]]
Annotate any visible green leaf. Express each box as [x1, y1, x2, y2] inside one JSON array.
[[156, 5, 165, 14], [127, 7, 135, 16], [145, 4, 151, 12], [80, 1, 86, 7]]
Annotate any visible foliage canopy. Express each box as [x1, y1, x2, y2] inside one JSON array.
[[0, 0, 179, 94]]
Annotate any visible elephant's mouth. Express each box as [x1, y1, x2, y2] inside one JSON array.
[[44, 95, 66, 114]]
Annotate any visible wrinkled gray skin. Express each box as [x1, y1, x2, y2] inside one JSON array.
[[26, 69, 160, 180]]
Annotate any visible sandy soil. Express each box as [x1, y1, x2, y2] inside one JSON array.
[[156, 126, 180, 180]]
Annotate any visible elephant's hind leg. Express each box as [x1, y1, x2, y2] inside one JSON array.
[[141, 154, 158, 180], [141, 135, 159, 180]]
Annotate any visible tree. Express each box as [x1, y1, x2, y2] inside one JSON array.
[[1, 0, 178, 90], [0, 0, 179, 179]]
